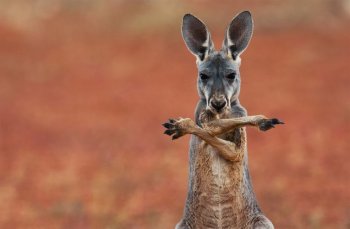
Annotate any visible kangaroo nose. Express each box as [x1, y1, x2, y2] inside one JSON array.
[[211, 99, 226, 112]]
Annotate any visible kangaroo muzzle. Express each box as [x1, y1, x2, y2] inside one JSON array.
[[209, 96, 227, 113]]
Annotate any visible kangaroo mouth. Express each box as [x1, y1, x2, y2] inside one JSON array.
[[207, 106, 228, 114], [207, 104, 229, 115]]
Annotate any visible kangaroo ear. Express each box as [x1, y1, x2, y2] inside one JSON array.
[[182, 14, 214, 61], [222, 11, 253, 60]]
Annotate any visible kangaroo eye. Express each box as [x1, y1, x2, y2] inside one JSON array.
[[226, 73, 236, 80], [199, 73, 210, 80]]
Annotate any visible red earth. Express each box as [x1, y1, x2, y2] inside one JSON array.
[[0, 9, 349, 229]]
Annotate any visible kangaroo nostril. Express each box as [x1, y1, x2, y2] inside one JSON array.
[[211, 100, 226, 111]]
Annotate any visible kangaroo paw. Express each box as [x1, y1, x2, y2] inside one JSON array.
[[162, 118, 196, 140], [258, 118, 284, 131]]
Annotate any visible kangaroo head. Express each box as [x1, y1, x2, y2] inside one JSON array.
[[182, 11, 253, 114]]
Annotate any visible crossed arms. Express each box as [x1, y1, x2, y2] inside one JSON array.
[[163, 116, 284, 162]]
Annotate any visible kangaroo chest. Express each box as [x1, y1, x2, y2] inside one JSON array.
[[193, 127, 246, 192]]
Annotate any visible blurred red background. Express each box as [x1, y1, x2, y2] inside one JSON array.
[[0, 1, 349, 228]]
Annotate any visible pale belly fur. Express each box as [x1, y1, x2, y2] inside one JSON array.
[[195, 144, 247, 228]]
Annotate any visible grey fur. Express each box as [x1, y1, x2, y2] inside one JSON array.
[[164, 11, 283, 229]]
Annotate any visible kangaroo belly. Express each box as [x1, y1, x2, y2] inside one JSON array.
[[196, 188, 238, 228], [193, 145, 247, 228]]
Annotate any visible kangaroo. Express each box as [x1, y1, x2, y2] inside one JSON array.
[[163, 11, 284, 229]]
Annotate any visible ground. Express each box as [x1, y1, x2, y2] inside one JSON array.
[[0, 3, 349, 228]]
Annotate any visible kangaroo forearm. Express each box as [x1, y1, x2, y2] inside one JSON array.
[[163, 116, 282, 160], [203, 115, 261, 136], [190, 127, 241, 161]]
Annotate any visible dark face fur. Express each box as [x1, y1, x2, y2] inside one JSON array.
[[197, 51, 241, 113], [182, 11, 253, 114]]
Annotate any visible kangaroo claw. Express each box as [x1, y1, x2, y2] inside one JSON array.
[[164, 129, 176, 135], [162, 122, 173, 128], [258, 118, 284, 131], [271, 118, 285, 125], [172, 133, 181, 140], [162, 117, 195, 140]]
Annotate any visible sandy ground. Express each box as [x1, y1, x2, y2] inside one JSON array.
[[0, 10, 350, 228]]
